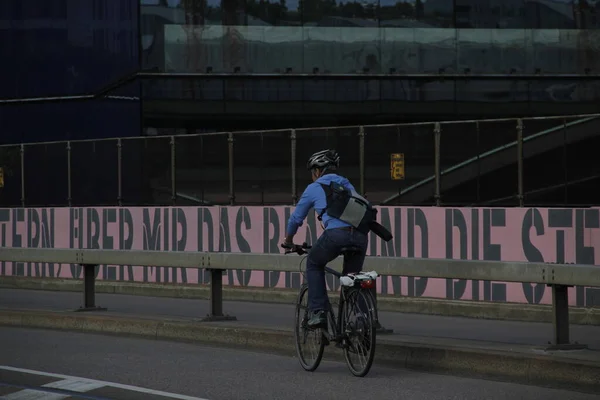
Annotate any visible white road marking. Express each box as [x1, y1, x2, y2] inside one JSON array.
[[0, 365, 210, 400], [2, 391, 68, 399], [44, 378, 105, 392]]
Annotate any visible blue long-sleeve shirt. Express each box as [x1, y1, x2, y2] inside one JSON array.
[[286, 173, 355, 236]]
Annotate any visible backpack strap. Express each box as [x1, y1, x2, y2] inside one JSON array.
[[317, 183, 331, 221]]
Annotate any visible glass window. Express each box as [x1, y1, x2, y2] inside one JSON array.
[[301, 0, 381, 74], [379, 0, 416, 26], [302, 26, 382, 73], [380, 0, 454, 28], [301, 0, 378, 26], [457, 28, 527, 73], [575, 0, 600, 28], [421, 0, 454, 27], [454, 0, 525, 29], [245, 0, 301, 25], [524, 0, 576, 29], [381, 0, 456, 74]]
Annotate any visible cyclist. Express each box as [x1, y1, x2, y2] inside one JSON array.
[[281, 149, 371, 329]]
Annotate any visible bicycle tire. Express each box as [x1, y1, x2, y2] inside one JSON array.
[[340, 288, 377, 377], [294, 284, 325, 372]]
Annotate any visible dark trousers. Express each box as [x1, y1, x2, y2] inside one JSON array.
[[306, 227, 369, 312]]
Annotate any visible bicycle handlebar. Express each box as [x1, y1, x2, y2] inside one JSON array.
[[281, 242, 312, 255]]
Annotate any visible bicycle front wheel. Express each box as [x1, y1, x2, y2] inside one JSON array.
[[294, 284, 325, 372], [340, 288, 377, 377]]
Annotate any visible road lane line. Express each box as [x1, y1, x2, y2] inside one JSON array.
[[0, 382, 110, 400], [0, 366, 210, 400], [43, 379, 105, 392], [2, 390, 68, 399]]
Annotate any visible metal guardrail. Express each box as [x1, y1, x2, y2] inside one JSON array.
[[0, 247, 597, 351]]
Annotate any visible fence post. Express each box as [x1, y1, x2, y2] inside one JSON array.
[[228, 133, 235, 205], [358, 124, 391, 334], [67, 141, 72, 207], [475, 121, 481, 203], [516, 119, 524, 207], [117, 138, 123, 206], [359, 126, 365, 195], [562, 118, 568, 204], [170, 136, 176, 206], [19, 144, 25, 208], [291, 129, 297, 205], [433, 122, 441, 206]]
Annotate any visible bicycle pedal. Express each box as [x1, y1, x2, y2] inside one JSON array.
[[335, 338, 350, 349]]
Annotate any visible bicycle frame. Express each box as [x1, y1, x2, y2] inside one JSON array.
[[323, 282, 352, 346], [286, 243, 379, 343], [288, 241, 378, 377], [322, 265, 373, 349]]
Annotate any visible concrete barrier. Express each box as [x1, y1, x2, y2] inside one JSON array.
[[1, 308, 599, 393], [2, 276, 600, 326]]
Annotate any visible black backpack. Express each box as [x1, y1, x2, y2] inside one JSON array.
[[317, 181, 393, 242]]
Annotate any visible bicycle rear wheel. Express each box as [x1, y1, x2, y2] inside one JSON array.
[[340, 288, 377, 377], [294, 284, 325, 372]]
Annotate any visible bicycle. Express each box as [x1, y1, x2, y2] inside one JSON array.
[[282, 242, 378, 377]]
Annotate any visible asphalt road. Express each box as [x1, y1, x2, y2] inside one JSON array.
[[1, 327, 598, 400], [2, 288, 600, 349]]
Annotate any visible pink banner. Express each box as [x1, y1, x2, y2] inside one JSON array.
[[1, 206, 599, 307]]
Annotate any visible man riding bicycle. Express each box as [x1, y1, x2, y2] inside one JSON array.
[[282, 149, 379, 329]]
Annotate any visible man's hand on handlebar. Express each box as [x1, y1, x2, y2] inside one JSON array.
[[280, 241, 312, 255]]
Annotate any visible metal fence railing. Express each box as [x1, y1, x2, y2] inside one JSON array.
[[1, 112, 599, 208]]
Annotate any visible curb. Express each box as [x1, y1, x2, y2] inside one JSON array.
[[2, 276, 600, 326], [0, 309, 599, 393]]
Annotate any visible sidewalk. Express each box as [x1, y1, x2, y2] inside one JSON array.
[[2, 288, 600, 351]]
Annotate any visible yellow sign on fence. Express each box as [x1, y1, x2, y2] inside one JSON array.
[[390, 153, 405, 180], [0, 167, 4, 188]]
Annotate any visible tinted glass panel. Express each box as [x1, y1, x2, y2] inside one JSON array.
[[1, 0, 140, 144]]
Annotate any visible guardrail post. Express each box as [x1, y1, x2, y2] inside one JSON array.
[[546, 284, 586, 350], [202, 268, 237, 322], [75, 264, 107, 312]]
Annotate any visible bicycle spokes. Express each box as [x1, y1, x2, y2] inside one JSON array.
[[294, 285, 325, 371], [342, 289, 377, 377]]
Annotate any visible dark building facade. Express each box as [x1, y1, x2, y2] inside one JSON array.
[[141, 0, 600, 132], [0, 0, 141, 145], [2, 0, 599, 140], [0, 0, 598, 208]]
